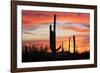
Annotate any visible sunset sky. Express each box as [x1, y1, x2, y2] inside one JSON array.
[[22, 10, 90, 53]]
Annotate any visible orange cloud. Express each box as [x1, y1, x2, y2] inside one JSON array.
[[22, 10, 90, 28], [61, 27, 89, 33]]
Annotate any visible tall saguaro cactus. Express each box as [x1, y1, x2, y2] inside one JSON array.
[[49, 15, 61, 57], [73, 35, 76, 53]]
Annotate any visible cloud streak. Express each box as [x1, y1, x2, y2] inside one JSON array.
[[22, 10, 90, 27]]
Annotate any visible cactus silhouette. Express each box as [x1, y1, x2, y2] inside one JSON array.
[[73, 35, 76, 53], [62, 42, 64, 54], [68, 37, 70, 53], [49, 15, 61, 57]]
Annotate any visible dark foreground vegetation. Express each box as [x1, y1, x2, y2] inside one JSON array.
[[22, 45, 90, 62]]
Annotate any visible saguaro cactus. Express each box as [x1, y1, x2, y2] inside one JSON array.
[[68, 37, 70, 52], [62, 42, 64, 53], [73, 35, 76, 53], [49, 15, 61, 57]]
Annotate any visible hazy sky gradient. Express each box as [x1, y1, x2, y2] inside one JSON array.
[[22, 10, 90, 53]]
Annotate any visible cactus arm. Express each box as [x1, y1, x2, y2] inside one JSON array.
[[56, 45, 61, 51]]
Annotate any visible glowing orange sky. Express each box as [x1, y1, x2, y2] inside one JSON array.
[[22, 10, 90, 53], [22, 11, 90, 27]]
